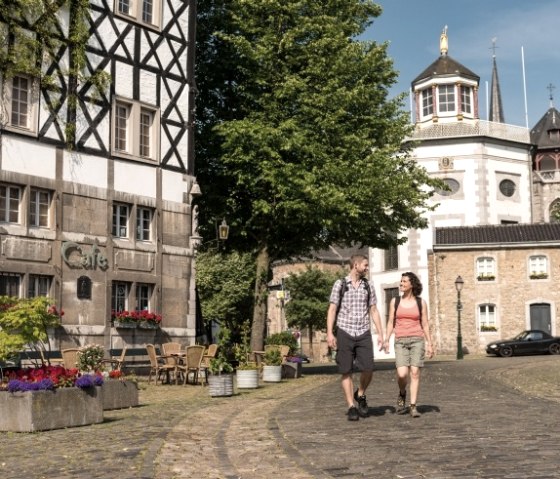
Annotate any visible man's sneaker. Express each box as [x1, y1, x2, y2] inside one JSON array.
[[347, 406, 359, 421], [410, 405, 421, 418], [397, 391, 407, 414], [354, 389, 369, 417]]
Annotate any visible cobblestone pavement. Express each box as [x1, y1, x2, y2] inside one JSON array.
[[1, 355, 559, 479]]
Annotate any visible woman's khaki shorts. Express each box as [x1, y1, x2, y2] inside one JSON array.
[[395, 337, 425, 368]]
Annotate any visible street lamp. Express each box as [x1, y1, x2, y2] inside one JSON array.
[[217, 218, 229, 241], [455, 275, 464, 360]]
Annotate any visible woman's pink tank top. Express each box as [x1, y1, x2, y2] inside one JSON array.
[[395, 301, 424, 338]]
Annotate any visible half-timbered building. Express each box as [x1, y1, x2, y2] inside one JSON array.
[[0, 0, 199, 350]]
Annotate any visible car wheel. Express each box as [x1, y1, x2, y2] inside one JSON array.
[[549, 343, 560, 355], [499, 346, 513, 357]]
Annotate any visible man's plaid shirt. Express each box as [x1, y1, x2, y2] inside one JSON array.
[[329, 276, 377, 336]]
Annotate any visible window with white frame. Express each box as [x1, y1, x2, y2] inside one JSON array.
[[0, 273, 21, 296], [3, 74, 38, 133], [112, 281, 130, 312], [113, 99, 159, 161], [136, 283, 153, 311], [460, 86, 472, 114], [438, 85, 455, 113], [112, 203, 130, 238], [529, 255, 548, 279], [29, 188, 51, 228], [421, 88, 433, 117], [28, 275, 51, 297], [478, 304, 496, 331], [0, 184, 21, 223], [115, 0, 162, 28], [476, 257, 495, 280], [136, 206, 153, 241]]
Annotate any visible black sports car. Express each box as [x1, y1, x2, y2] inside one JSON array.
[[486, 330, 560, 357]]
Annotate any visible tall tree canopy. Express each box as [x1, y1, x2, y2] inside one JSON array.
[[195, 0, 441, 350]]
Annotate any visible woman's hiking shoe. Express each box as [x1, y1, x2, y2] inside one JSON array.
[[397, 391, 407, 414], [347, 406, 359, 421], [410, 405, 421, 418], [354, 389, 369, 417]]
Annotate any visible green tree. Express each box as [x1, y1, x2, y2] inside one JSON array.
[[195, 250, 256, 339], [284, 266, 342, 350], [195, 1, 442, 351], [0, 296, 62, 362]]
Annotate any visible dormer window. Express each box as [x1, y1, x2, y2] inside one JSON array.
[[547, 129, 560, 142]]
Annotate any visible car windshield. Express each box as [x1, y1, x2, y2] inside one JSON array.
[[512, 331, 530, 341]]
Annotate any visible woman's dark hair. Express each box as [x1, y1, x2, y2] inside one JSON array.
[[402, 272, 423, 297]]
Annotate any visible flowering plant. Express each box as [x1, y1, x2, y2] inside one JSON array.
[[77, 344, 105, 372], [0, 365, 103, 392], [111, 310, 162, 325]]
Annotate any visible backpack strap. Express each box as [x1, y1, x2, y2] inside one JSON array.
[[337, 277, 371, 316]]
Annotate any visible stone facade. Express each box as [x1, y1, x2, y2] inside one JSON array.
[[428, 240, 560, 355]]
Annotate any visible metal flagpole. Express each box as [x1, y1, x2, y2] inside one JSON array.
[[521, 46, 529, 128]]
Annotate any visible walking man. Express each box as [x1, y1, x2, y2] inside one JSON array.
[[327, 254, 383, 421]]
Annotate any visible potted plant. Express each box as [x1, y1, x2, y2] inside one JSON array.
[[262, 347, 282, 383], [207, 328, 234, 397], [101, 369, 139, 410], [234, 321, 259, 389]]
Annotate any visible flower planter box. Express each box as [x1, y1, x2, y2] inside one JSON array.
[[0, 387, 103, 432], [102, 380, 139, 410], [282, 362, 302, 379], [114, 321, 137, 329], [138, 321, 159, 330]]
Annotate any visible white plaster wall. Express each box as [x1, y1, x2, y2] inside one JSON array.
[[62, 151, 108, 188], [114, 161, 157, 197], [2, 137, 57, 179], [162, 169, 188, 203]]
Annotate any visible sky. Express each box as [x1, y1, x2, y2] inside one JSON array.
[[363, 0, 560, 129]]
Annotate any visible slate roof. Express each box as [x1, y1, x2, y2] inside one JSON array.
[[434, 224, 560, 249], [530, 107, 560, 148], [412, 55, 479, 86]]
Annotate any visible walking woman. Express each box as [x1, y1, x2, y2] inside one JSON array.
[[383, 272, 434, 417]]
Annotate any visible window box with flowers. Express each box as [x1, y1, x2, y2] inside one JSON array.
[[529, 272, 548, 280], [112, 310, 162, 329], [477, 274, 495, 281], [480, 325, 498, 332], [0, 365, 104, 432]]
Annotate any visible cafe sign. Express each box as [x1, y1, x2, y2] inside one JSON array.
[[61, 241, 109, 270]]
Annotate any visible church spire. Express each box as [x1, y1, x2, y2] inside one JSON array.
[[489, 37, 505, 123]]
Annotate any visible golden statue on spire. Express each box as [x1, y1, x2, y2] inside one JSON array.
[[440, 25, 448, 56]]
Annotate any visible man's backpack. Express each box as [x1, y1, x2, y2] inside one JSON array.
[[393, 296, 423, 325]]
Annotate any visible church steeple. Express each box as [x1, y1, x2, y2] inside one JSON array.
[[489, 38, 505, 123]]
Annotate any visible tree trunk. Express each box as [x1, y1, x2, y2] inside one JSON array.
[[250, 246, 269, 352]]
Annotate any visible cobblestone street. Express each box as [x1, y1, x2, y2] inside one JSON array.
[[1, 355, 559, 479]]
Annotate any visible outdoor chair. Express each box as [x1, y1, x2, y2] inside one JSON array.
[[146, 343, 176, 385], [176, 345, 205, 385], [198, 344, 218, 385], [100, 347, 127, 371], [61, 348, 80, 369]]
